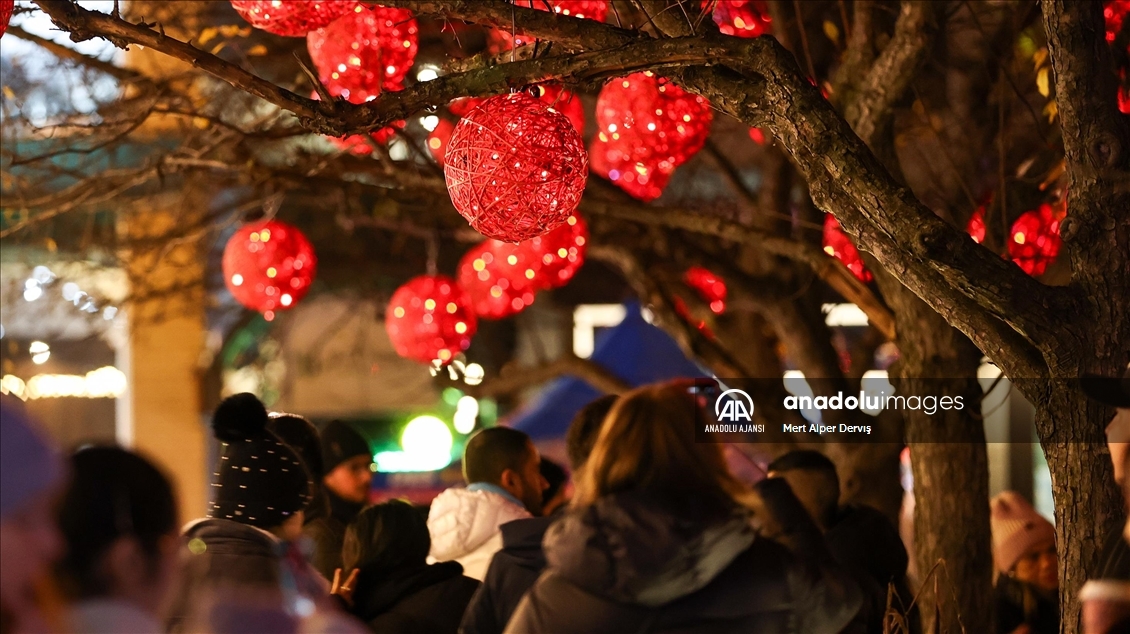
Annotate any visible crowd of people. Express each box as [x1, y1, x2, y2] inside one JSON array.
[[0, 365, 1128, 633]]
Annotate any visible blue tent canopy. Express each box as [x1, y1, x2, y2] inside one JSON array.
[[508, 302, 709, 441]]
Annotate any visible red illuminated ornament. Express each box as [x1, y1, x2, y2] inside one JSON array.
[[749, 127, 766, 145], [684, 266, 726, 314], [431, 86, 583, 167], [822, 215, 872, 283], [1106, 0, 1129, 46], [705, 0, 771, 38], [458, 241, 541, 319], [223, 220, 317, 319], [519, 213, 588, 288], [593, 72, 713, 202], [385, 275, 477, 364], [967, 206, 987, 244], [0, 0, 13, 38], [444, 92, 588, 242], [1009, 203, 1063, 276], [307, 5, 418, 103], [487, 0, 608, 53], [230, 0, 355, 37]]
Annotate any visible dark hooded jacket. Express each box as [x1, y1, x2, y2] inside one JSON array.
[[503, 491, 861, 634], [349, 560, 479, 633], [460, 516, 554, 634]]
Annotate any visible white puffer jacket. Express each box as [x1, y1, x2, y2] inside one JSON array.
[[427, 487, 531, 581]]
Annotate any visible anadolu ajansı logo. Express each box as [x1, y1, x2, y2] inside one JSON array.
[[715, 388, 754, 422]]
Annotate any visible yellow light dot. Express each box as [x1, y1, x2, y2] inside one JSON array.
[[231, 274, 244, 286], [455, 322, 467, 334], [260, 230, 271, 241], [557, 248, 568, 258], [473, 259, 486, 271], [447, 302, 458, 314], [824, 246, 836, 255], [428, 138, 442, 149], [683, 114, 691, 122], [394, 307, 405, 318], [424, 298, 436, 311], [266, 267, 277, 278], [507, 255, 518, 265], [1014, 233, 1026, 244], [490, 287, 503, 298], [438, 349, 452, 361], [525, 270, 535, 279], [250, 233, 260, 242], [567, 216, 577, 226]]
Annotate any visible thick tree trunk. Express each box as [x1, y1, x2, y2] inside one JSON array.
[[884, 280, 992, 634]]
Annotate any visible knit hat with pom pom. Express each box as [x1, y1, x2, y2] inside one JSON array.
[[209, 393, 312, 529]]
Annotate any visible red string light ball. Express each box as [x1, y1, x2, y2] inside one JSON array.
[[458, 241, 542, 319], [386, 275, 477, 364], [822, 215, 872, 283], [307, 4, 418, 103], [230, 0, 355, 37], [967, 206, 987, 244], [706, 0, 772, 38], [593, 72, 713, 201], [1009, 203, 1063, 276], [223, 220, 317, 319], [0, 0, 13, 38], [444, 92, 588, 242], [430, 86, 583, 167], [519, 213, 588, 288], [684, 266, 726, 314], [487, 0, 609, 53]]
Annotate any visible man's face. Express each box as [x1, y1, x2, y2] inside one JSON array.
[[1107, 408, 1130, 485], [323, 454, 373, 504], [505, 442, 549, 516]]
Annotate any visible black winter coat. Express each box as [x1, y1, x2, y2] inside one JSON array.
[[459, 516, 553, 634], [304, 489, 364, 579], [504, 491, 861, 634], [349, 561, 479, 634], [994, 575, 1059, 634], [167, 518, 286, 631]]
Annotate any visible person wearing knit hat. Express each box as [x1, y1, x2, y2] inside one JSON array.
[[991, 491, 1059, 634], [1, 395, 66, 634], [167, 393, 315, 631], [303, 420, 373, 579]]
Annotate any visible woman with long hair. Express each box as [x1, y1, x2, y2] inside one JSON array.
[[505, 380, 861, 634], [342, 500, 479, 633]]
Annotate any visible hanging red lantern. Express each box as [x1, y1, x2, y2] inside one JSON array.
[[967, 206, 987, 244], [593, 72, 713, 201], [307, 4, 418, 103], [445, 92, 588, 242], [1009, 203, 1063, 276], [0, 0, 13, 38], [706, 0, 772, 38], [684, 266, 726, 314], [223, 220, 317, 319], [386, 275, 476, 364], [231, 0, 355, 37], [822, 215, 872, 283], [487, 0, 609, 53], [457, 241, 542, 319], [519, 213, 588, 288]]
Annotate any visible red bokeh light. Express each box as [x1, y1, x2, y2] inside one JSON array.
[[222, 220, 317, 315]]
